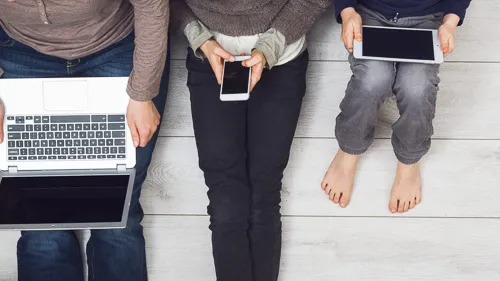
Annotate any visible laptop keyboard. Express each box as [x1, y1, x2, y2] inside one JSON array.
[[6, 115, 127, 161]]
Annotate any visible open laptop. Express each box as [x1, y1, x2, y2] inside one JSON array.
[[0, 77, 136, 230]]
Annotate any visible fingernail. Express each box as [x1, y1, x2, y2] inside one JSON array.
[[133, 140, 139, 147]]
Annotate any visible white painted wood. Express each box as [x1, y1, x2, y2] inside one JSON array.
[[170, 0, 500, 62], [2, 216, 500, 281], [161, 61, 500, 139], [141, 137, 500, 217]]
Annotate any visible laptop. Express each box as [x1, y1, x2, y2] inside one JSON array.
[[0, 77, 136, 230]]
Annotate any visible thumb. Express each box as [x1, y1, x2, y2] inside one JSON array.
[[214, 47, 235, 62], [354, 22, 363, 42], [128, 120, 140, 148], [440, 34, 449, 53]]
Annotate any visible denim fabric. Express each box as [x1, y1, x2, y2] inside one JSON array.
[[335, 6, 442, 164], [186, 48, 308, 281], [0, 27, 170, 281]]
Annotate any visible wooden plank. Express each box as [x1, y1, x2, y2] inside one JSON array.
[[161, 61, 500, 139], [2, 216, 500, 280], [170, 0, 500, 62], [141, 137, 500, 217]]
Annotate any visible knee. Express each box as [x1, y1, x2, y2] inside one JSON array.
[[396, 79, 438, 117], [19, 231, 76, 254], [208, 200, 250, 231], [350, 61, 394, 102]]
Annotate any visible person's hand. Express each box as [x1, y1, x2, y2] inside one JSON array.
[[340, 8, 363, 53], [439, 14, 460, 57], [199, 40, 235, 84], [242, 49, 267, 92], [0, 98, 4, 144], [126, 99, 160, 148]]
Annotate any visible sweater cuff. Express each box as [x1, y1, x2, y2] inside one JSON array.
[[126, 81, 156, 102], [334, 0, 358, 23], [184, 21, 214, 58], [253, 28, 286, 69]]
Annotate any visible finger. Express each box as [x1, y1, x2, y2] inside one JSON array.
[[440, 35, 449, 54], [214, 47, 234, 62], [447, 36, 455, 56], [250, 66, 262, 92], [138, 128, 151, 147], [243, 55, 262, 68], [353, 22, 363, 42], [212, 59, 224, 84], [0, 115, 4, 144], [345, 28, 355, 52], [128, 120, 140, 148]]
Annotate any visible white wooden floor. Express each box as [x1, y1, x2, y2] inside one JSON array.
[[2, 1, 500, 280]]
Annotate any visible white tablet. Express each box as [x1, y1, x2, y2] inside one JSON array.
[[353, 26, 444, 64]]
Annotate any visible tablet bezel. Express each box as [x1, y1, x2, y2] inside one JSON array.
[[353, 25, 444, 64]]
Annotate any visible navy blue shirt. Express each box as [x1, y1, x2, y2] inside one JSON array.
[[335, 0, 472, 25]]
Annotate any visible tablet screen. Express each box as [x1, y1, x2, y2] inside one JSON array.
[[362, 27, 435, 61], [0, 175, 129, 225]]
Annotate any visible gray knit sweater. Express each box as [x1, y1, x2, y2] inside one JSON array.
[[171, 0, 332, 45]]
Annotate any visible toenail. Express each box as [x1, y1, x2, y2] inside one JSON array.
[[391, 209, 396, 213], [340, 203, 345, 207]]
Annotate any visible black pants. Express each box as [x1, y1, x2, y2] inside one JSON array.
[[186, 49, 308, 281]]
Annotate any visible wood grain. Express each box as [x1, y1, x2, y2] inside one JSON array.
[[169, 0, 500, 62], [140, 137, 500, 217], [161, 61, 500, 139], [2, 216, 500, 281]]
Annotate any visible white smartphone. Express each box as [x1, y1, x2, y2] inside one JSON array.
[[353, 25, 444, 64], [220, 56, 252, 101]]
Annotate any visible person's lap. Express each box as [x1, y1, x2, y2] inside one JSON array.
[[0, 29, 169, 281], [186, 48, 307, 281]]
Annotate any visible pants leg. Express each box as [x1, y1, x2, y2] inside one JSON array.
[[246, 51, 308, 281], [186, 49, 252, 281], [1, 27, 84, 281], [391, 62, 440, 164], [79, 34, 170, 281], [335, 55, 396, 154]]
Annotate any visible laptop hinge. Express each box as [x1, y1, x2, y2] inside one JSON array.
[[8, 166, 18, 173], [116, 164, 126, 171]]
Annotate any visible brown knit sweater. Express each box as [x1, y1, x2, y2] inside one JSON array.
[[171, 0, 332, 45]]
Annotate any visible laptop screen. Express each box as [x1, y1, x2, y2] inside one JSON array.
[[0, 175, 129, 225]]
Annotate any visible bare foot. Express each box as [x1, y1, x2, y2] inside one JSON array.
[[321, 149, 360, 208], [389, 161, 422, 213]]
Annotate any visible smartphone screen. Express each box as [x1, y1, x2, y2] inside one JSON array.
[[362, 27, 435, 60], [222, 61, 250, 94]]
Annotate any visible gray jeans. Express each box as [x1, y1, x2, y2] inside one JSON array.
[[335, 6, 443, 164]]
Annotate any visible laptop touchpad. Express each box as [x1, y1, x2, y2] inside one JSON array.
[[43, 81, 88, 111]]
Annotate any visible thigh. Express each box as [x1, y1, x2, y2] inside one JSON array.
[[246, 51, 308, 190], [394, 62, 440, 100], [186, 49, 247, 174], [0, 27, 68, 78]]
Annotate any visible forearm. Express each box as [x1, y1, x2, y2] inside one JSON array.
[[184, 21, 214, 57], [128, 0, 169, 101]]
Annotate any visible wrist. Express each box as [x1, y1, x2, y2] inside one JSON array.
[[200, 39, 215, 53], [340, 7, 357, 20], [443, 14, 460, 28]]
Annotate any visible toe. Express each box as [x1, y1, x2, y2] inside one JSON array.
[[409, 200, 415, 209], [403, 201, 409, 212], [321, 180, 328, 191], [416, 194, 421, 204], [329, 190, 335, 201], [333, 193, 340, 203], [389, 197, 398, 213], [339, 193, 351, 208], [397, 199, 405, 213]]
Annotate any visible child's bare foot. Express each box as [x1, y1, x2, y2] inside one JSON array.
[[389, 161, 422, 213], [321, 149, 360, 208]]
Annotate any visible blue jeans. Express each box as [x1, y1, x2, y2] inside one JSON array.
[[0, 28, 170, 281]]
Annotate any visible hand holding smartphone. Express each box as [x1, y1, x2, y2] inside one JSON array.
[[220, 56, 252, 101]]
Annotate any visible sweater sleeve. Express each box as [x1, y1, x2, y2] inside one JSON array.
[[271, 0, 332, 44], [127, 0, 169, 101], [442, 0, 472, 26], [334, 0, 358, 23]]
